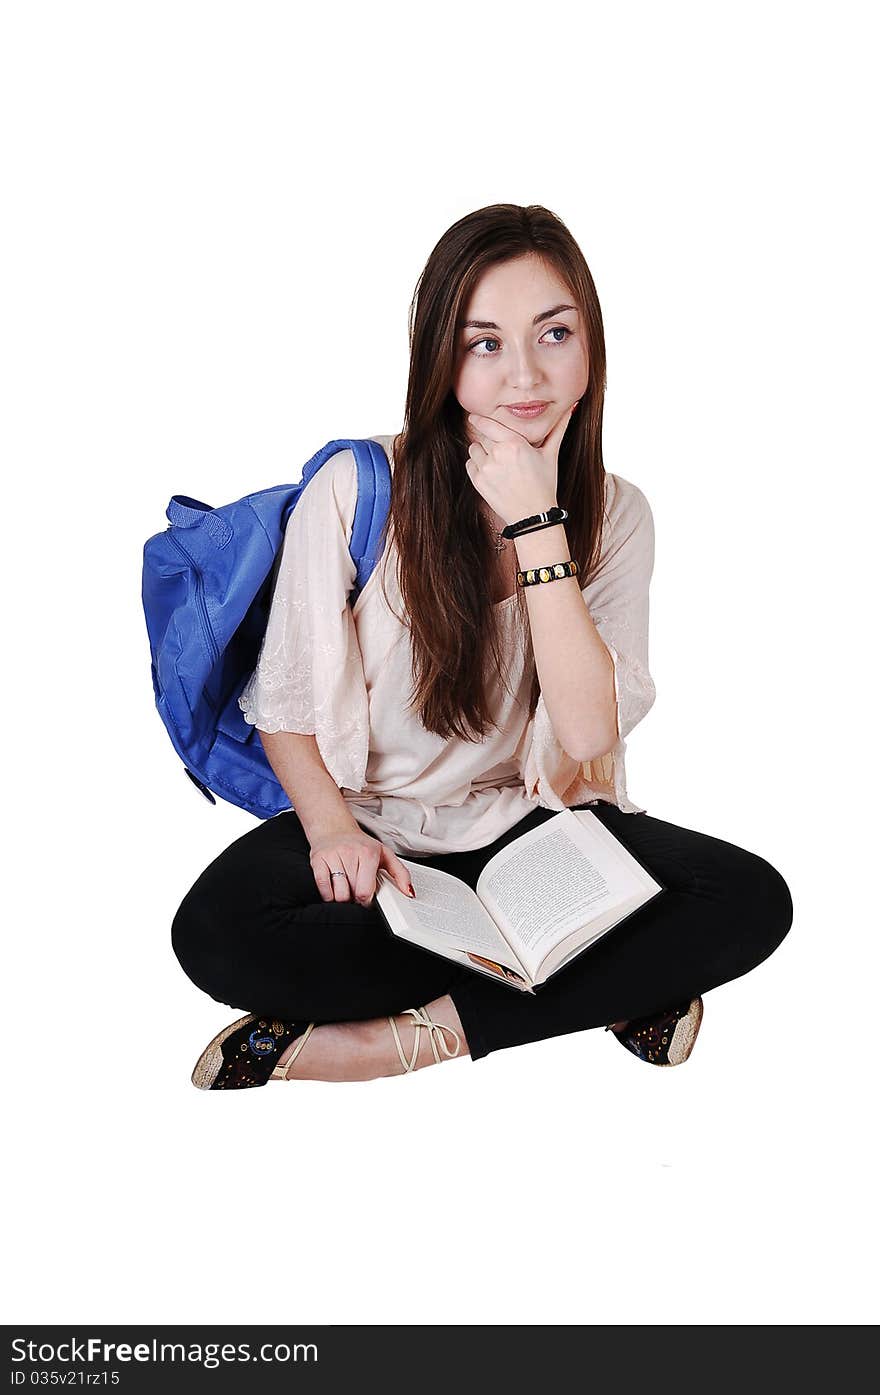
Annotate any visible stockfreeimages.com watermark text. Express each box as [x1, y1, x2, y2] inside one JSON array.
[[10, 1337, 317, 1372]]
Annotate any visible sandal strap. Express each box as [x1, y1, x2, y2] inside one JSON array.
[[388, 1006, 462, 1073], [270, 1022, 317, 1080]]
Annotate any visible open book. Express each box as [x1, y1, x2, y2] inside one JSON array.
[[374, 808, 665, 993]]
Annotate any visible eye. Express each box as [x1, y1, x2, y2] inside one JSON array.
[[466, 325, 574, 357], [468, 336, 501, 357]]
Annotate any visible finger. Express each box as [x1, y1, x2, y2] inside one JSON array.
[[342, 849, 372, 903], [540, 401, 578, 457], [328, 858, 352, 903], [467, 412, 521, 444], [353, 847, 380, 906], [380, 845, 415, 897], [312, 860, 333, 902], [313, 858, 348, 904], [465, 455, 486, 492]]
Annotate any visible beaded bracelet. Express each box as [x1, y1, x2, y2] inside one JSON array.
[[516, 559, 579, 588]]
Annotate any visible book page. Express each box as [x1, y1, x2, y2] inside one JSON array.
[[538, 893, 641, 982], [475, 809, 658, 977], [375, 861, 527, 980]]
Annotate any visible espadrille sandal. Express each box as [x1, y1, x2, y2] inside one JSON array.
[[607, 995, 704, 1067], [388, 1006, 462, 1073], [191, 1013, 315, 1090]]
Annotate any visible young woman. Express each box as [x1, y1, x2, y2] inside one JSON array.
[[172, 204, 793, 1090]]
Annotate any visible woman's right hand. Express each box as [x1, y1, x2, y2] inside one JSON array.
[[309, 829, 414, 905]]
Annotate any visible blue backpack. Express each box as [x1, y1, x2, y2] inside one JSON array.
[[141, 437, 392, 820]]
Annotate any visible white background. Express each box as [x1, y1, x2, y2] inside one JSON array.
[[3, 0, 877, 1326]]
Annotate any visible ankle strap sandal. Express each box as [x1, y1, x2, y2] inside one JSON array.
[[270, 1022, 317, 1081], [388, 1006, 462, 1073]]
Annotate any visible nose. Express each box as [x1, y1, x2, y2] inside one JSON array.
[[505, 342, 544, 390]]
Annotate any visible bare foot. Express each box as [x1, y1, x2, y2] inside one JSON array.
[[273, 995, 469, 1082]]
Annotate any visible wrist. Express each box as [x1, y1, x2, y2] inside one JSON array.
[[303, 814, 362, 843], [512, 522, 570, 567]]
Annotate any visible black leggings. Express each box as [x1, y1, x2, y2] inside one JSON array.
[[170, 800, 793, 1062]]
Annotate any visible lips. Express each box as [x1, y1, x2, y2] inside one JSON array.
[[505, 401, 549, 416]]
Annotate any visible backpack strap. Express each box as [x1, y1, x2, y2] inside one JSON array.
[[296, 437, 392, 597]]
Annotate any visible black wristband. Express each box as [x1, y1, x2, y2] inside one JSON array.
[[501, 506, 569, 539]]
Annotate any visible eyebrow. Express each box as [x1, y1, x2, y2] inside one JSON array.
[[460, 303, 578, 331]]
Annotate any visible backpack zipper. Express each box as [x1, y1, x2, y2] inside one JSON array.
[[165, 528, 220, 665]]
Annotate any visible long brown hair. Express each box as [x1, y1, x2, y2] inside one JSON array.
[[375, 203, 608, 743]]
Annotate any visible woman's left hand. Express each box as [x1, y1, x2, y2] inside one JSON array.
[[465, 401, 578, 526]]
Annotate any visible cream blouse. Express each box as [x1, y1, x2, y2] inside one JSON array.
[[238, 433, 656, 857]]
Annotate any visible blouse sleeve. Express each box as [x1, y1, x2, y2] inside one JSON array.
[[237, 449, 370, 794], [518, 473, 657, 812]]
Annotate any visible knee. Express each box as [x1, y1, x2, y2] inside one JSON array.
[[170, 880, 218, 981], [171, 871, 262, 1009], [731, 849, 794, 966], [170, 858, 317, 989], [170, 848, 261, 973]]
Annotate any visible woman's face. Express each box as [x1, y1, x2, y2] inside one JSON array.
[[452, 253, 589, 451]]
